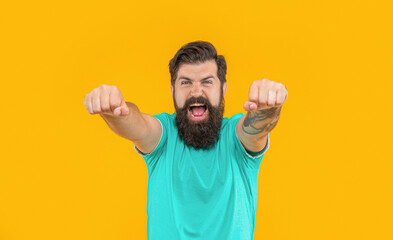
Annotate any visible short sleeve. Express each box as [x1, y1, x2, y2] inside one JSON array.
[[230, 113, 270, 169], [133, 112, 169, 168]]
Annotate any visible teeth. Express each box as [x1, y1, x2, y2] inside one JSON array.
[[189, 103, 205, 107]]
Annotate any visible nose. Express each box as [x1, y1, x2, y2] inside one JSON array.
[[190, 83, 203, 97]]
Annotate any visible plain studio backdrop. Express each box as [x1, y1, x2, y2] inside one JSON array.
[[0, 0, 392, 239]]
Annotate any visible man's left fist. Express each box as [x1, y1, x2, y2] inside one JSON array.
[[243, 79, 288, 112]]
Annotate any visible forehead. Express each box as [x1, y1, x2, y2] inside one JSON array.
[[177, 60, 218, 79]]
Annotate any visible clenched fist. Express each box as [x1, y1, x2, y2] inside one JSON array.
[[243, 79, 288, 112], [83, 84, 130, 116]]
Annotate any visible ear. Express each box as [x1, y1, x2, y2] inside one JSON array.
[[170, 84, 174, 97], [222, 82, 227, 98]]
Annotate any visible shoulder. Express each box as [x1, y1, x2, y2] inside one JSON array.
[[153, 112, 175, 121], [152, 112, 176, 127], [219, 113, 245, 139], [134, 112, 174, 162], [221, 113, 245, 129], [229, 113, 245, 121], [220, 113, 269, 169]]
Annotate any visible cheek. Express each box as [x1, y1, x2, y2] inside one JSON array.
[[208, 89, 222, 106], [175, 91, 188, 108]]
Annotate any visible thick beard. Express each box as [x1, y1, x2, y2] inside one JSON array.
[[174, 91, 225, 150]]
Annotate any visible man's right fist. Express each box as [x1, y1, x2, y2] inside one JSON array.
[[84, 84, 130, 116]]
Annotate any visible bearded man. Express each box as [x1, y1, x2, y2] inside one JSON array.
[[84, 40, 288, 240]]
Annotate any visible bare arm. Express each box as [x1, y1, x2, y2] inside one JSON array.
[[100, 102, 162, 154], [84, 84, 162, 154], [237, 79, 288, 152], [236, 106, 281, 152]]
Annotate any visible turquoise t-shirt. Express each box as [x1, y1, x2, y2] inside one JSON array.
[[134, 112, 270, 240]]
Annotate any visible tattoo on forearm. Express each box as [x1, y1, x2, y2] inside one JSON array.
[[242, 107, 281, 135]]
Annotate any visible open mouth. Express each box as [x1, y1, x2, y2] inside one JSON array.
[[188, 103, 208, 120]]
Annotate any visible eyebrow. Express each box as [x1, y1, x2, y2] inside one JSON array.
[[178, 75, 215, 81]]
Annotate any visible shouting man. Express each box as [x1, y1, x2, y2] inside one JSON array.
[[84, 41, 288, 240]]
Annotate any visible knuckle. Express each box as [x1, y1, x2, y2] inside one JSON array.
[[110, 98, 121, 108], [259, 98, 267, 104], [101, 101, 110, 110], [249, 95, 258, 101], [261, 78, 269, 84], [112, 85, 119, 91], [101, 105, 110, 111], [254, 79, 267, 87], [251, 80, 259, 87], [111, 86, 121, 95], [93, 107, 101, 113], [278, 83, 285, 90], [91, 88, 99, 96]]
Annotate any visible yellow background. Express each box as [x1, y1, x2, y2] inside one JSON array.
[[1, 0, 392, 239]]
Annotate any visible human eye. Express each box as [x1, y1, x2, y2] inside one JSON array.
[[181, 81, 191, 85], [203, 80, 213, 84]]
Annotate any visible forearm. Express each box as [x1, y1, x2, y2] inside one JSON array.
[[242, 106, 282, 138], [100, 101, 149, 141]]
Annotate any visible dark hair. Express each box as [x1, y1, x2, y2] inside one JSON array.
[[169, 40, 227, 86]]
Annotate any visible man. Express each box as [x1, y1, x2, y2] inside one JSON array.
[[83, 41, 288, 240]]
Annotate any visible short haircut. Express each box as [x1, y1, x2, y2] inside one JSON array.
[[169, 41, 227, 86]]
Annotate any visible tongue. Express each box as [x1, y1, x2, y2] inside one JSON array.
[[192, 106, 205, 116]]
